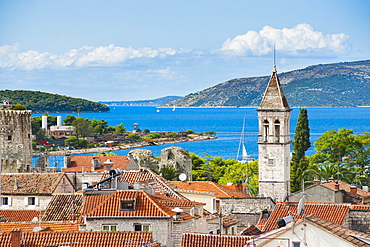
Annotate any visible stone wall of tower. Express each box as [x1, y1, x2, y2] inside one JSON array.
[[257, 109, 291, 201], [0, 109, 33, 172]]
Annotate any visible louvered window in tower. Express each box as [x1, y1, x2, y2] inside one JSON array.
[[263, 120, 269, 142], [274, 120, 280, 142]]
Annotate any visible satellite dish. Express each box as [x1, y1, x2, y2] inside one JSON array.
[[298, 197, 305, 216], [179, 173, 187, 181]]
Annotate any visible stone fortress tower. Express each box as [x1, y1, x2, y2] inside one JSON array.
[[0, 101, 33, 172], [257, 65, 291, 201]]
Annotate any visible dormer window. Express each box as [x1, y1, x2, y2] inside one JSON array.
[[120, 199, 136, 212]]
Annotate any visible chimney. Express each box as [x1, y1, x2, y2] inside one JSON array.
[[64, 155, 71, 168], [10, 230, 21, 247], [104, 159, 114, 171], [313, 179, 320, 185], [91, 157, 101, 171], [235, 184, 243, 192], [350, 185, 358, 195], [328, 177, 335, 182], [334, 182, 340, 191]]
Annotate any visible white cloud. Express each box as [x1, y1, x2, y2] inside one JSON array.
[[220, 24, 351, 56], [0, 44, 182, 70]]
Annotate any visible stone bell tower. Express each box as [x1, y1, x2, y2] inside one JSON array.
[[257, 65, 291, 201]]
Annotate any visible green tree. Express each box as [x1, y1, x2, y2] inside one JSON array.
[[146, 133, 162, 139], [12, 104, 26, 110], [310, 128, 369, 185], [64, 115, 77, 126], [65, 136, 79, 147], [186, 129, 195, 134], [218, 160, 259, 196], [291, 108, 311, 192], [167, 133, 178, 138], [114, 123, 126, 134], [127, 133, 142, 141], [159, 164, 180, 181], [72, 117, 92, 137]]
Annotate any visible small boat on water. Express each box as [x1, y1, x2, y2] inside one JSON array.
[[237, 117, 253, 163]]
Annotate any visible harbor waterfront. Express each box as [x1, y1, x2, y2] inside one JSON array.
[[33, 106, 370, 169]]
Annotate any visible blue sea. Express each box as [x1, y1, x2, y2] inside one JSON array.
[[33, 106, 370, 168]]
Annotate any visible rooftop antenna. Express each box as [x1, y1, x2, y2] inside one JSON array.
[[273, 44, 276, 66]]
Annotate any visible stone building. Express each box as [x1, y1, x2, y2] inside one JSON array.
[[257, 65, 291, 201], [0, 102, 33, 173]]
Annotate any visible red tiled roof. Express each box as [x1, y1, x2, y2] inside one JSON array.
[[239, 224, 263, 236], [0, 222, 79, 232], [222, 184, 249, 194], [106, 169, 186, 200], [42, 194, 83, 222], [83, 189, 183, 219], [63, 156, 130, 172], [181, 232, 251, 247], [1, 173, 68, 195], [151, 194, 205, 208], [222, 215, 239, 227], [262, 202, 351, 232], [171, 181, 249, 199], [20, 231, 155, 247], [321, 180, 370, 197], [0, 210, 44, 222]]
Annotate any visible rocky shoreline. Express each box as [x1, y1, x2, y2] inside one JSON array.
[[33, 134, 217, 156]]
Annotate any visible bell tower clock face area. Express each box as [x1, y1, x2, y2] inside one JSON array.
[[257, 65, 292, 202]]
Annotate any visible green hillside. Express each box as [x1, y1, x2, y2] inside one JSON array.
[[100, 96, 181, 106], [0, 90, 110, 112], [162, 60, 370, 107]]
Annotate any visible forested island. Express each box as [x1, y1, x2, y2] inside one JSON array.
[[0, 90, 109, 112]]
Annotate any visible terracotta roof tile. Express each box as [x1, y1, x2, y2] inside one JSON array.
[[321, 180, 370, 197], [239, 224, 263, 236], [63, 156, 130, 173], [42, 194, 83, 222], [104, 169, 186, 200], [1, 173, 67, 195], [0, 222, 79, 232], [181, 232, 251, 247], [222, 215, 239, 227], [0, 210, 44, 222], [84, 189, 178, 218], [171, 181, 249, 199], [20, 231, 154, 247], [262, 202, 351, 232], [151, 194, 204, 208]]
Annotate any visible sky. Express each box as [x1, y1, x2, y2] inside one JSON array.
[[0, 0, 369, 101]]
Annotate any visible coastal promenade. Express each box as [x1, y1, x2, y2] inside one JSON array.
[[33, 134, 217, 156]]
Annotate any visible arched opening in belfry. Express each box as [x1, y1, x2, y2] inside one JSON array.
[[274, 120, 280, 142], [263, 120, 269, 142]]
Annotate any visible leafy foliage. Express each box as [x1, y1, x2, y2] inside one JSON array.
[[308, 129, 370, 185], [0, 89, 109, 112], [291, 108, 311, 192], [190, 153, 259, 196]]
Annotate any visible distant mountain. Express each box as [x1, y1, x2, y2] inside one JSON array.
[[0, 90, 110, 113], [161, 60, 370, 108], [100, 96, 182, 106]]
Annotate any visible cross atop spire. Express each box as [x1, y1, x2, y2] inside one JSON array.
[[259, 65, 290, 110]]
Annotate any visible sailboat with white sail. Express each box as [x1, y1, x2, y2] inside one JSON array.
[[236, 117, 252, 163]]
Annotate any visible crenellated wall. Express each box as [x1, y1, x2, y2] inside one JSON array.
[[0, 109, 33, 172]]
